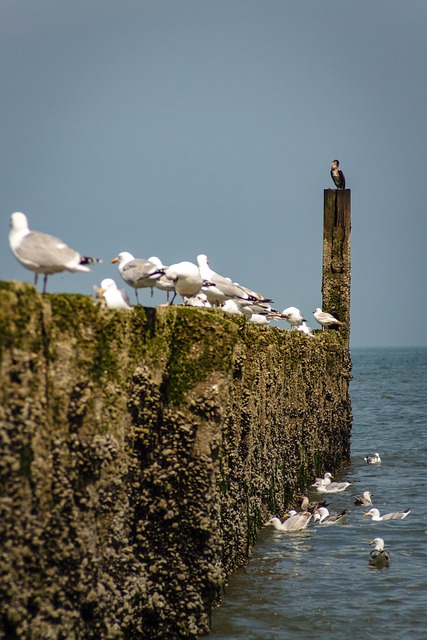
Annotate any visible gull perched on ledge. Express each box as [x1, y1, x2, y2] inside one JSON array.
[[95, 278, 132, 310], [197, 254, 271, 307], [9, 211, 102, 294], [313, 307, 347, 329], [111, 252, 160, 304]]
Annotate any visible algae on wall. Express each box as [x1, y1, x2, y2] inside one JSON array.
[[0, 281, 351, 639]]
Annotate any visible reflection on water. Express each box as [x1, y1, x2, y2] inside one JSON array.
[[209, 348, 427, 640]]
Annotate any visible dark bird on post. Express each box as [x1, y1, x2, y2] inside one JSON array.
[[330, 159, 346, 189]]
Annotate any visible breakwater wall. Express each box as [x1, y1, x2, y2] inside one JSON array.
[[0, 281, 352, 639]]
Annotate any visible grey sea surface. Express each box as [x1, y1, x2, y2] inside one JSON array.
[[209, 347, 427, 639]]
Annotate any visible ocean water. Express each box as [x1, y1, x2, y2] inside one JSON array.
[[209, 347, 427, 640]]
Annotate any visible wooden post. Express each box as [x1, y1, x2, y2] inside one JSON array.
[[322, 189, 351, 339]]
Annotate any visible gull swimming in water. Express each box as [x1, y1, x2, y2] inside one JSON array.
[[111, 252, 160, 304], [313, 307, 347, 329], [368, 538, 390, 566], [95, 278, 132, 310], [364, 508, 411, 521], [265, 511, 312, 532], [300, 496, 330, 513], [330, 159, 346, 189], [9, 211, 102, 294], [364, 452, 381, 464], [315, 476, 352, 494], [313, 507, 348, 525], [311, 472, 333, 488], [354, 491, 373, 506]]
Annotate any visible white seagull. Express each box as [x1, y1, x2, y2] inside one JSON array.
[[275, 306, 305, 327], [96, 278, 132, 310], [296, 320, 314, 336], [265, 511, 312, 532], [111, 252, 160, 304], [368, 538, 390, 566], [197, 254, 271, 307], [364, 452, 381, 464], [313, 307, 347, 329], [311, 472, 333, 488], [9, 211, 102, 294], [164, 261, 203, 303], [315, 476, 352, 493], [364, 508, 411, 521], [313, 507, 348, 525], [148, 256, 175, 301]]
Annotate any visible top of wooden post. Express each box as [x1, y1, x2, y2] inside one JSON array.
[[322, 189, 351, 338]]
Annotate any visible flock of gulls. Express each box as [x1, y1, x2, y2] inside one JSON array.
[[8, 211, 348, 332], [265, 451, 411, 568]]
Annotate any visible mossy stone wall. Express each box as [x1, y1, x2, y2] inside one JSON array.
[[0, 281, 352, 639]]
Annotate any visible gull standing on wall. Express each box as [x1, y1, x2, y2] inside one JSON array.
[[313, 308, 347, 329], [111, 252, 160, 304], [274, 306, 305, 327], [9, 211, 102, 294], [95, 278, 132, 310], [197, 254, 272, 307], [158, 261, 204, 304]]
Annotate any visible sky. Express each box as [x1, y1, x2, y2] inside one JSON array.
[[1, 0, 427, 348]]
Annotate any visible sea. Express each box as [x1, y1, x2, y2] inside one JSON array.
[[208, 347, 427, 640]]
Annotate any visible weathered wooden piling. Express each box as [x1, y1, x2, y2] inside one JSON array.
[[322, 189, 351, 340]]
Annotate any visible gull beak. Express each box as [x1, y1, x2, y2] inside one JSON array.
[[111, 257, 118, 264], [364, 513, 370, 517], [368, 540, 375, 545]]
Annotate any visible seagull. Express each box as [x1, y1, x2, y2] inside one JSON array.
[[315, 476, 352, 493], [185, 293, 211, 307], [248, 313, 270, 325], [330, 159, 346, 189], [95, 278, 132, 310], [313, 307, 347, 329], [354, 491, 374, 506], [368, 538, 390, 566], [300, 496, 330, 513], [364, 508, 411, 521], [311, 472, 333, 488], [313, 507, 348, 525], [265, 511, 312, 532], [148, 256, 175, 301], [8, 211, 102, 294], [364, 452, 381, 464], [296, 320, 314, 337], [275, 306, 305, 327], [164, 261, 204, 304], [111, 252, 160, 304], [197, 254, 271, 306]]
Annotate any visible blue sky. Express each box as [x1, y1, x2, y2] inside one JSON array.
[[1, 0, 426, 347]]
